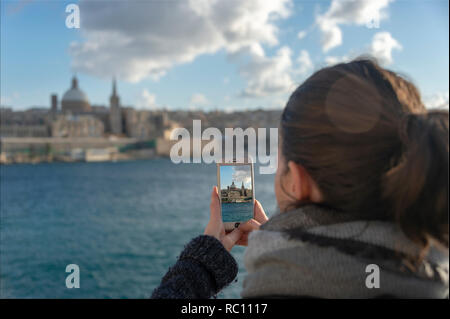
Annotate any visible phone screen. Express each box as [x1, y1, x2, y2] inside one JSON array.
[[218, 164, 254, 228]]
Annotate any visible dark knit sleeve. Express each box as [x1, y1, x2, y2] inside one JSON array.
[[151, 235, 238, 299]]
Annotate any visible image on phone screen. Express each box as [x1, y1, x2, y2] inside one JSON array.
[[218, 164, 254, 228]]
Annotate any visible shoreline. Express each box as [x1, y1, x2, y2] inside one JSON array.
[[0, 136, 176, 165], [0, 154, 168, 166]]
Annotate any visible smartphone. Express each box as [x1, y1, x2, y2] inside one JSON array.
[[217, 161, 255, 232]]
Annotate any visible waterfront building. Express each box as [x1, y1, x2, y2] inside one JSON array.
[[0, 124, 49, 137], [221, 181, 252, 202], [51, 114, 104, 138], [0, 108, 51, 137]]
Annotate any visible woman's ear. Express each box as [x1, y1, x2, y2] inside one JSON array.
[[287, 161, 322, 203]]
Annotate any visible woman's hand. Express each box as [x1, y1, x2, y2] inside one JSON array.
[[204, 186, 268, 251], [204, 186, 242, 251], [235, 199, 268, 246]]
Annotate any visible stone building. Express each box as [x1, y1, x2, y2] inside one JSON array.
[[123, 109, 171, 140], [0, 107, 51, 137], [221, 181, 252, 203], [0, 125, 49, 137], [51, 114, 104, 138]]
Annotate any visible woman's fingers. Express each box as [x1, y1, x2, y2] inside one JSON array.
[[236, 233, 249, 246], [254, 200, 268, 224], [223, 228, 242, 251], [235, 219, 260, 246], [238, 218, 261, 233]]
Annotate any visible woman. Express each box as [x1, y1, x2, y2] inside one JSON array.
[[152, 59, 449, 299]]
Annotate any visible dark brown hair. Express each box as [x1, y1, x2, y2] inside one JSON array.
[[280, 58, 449, 249]]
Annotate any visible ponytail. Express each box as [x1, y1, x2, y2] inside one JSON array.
[[383, 110, 449, 248]]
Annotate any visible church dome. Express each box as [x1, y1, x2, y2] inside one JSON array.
[[62, 87, 89, 103], [61, 76, 91, 113], [62, 77, 89, 103]]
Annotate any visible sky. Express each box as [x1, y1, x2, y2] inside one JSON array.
[[1, 0, 449, 111], [220, 165, 252, 190]]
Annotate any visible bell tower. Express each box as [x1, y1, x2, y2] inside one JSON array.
[[109, 78, 122, 135]]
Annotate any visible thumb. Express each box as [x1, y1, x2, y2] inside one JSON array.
[[209, 186, 221, 224]]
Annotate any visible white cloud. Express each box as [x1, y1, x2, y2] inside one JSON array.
[[297, 30, 307, 40], [136, 89, 158, 110], [0, 92, 20, 107], [238, 47, 315, 97], [423, 92, 449, 109], [296, 50, 313, 75], [316, 0, 392, 52], [70, 0, 292, 83], [270, 97, 288, 109], [369, 32, 402, 65], [317, 18, 343, 53], [239, 46, 294, 97], [325, 54, 352, 66], [1, 96, 12, 106], [232, 165, 252, 187], [189, 93, 209, 108], [324, 32, 401, 66]]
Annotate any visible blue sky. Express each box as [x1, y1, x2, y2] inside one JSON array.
[[1, 0, 448, 111]]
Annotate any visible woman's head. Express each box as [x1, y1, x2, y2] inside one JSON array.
[[275, 58, 448, 249]]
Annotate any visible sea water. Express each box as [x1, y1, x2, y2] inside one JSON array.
[[0, 159, 276, 298], [221, 202, 254, 223]]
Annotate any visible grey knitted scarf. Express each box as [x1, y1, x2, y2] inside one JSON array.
[[241, 204, 449, 299]]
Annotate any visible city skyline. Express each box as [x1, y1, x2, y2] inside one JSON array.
[[1, 0, 449, 111]]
